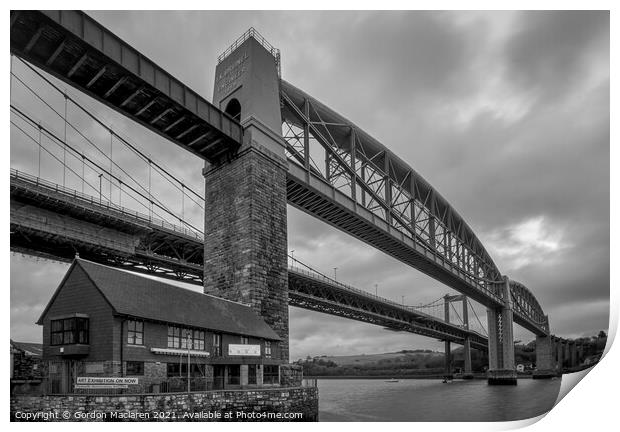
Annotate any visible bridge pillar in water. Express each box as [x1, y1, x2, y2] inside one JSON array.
[[556, 339, 564, 373], [533, 323, 556, 379], [203, 33, 289, 360], [569, 341, 577, 368], [577, 343, 584, 365], [486, 276, 517, 385]]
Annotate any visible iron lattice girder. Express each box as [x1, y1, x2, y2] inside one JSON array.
[[280, 80, 499, 280], [10, 10, 242, 163], [280, 81, 548, 336], [281, 96, 499, 289]]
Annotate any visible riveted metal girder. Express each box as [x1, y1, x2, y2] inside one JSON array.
[[10, 10, 242, 163], [280, 80, 549, 336]]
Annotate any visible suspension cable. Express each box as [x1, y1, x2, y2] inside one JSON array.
[[467, 298, 488, 336], [11, 121, 101, 196], [14, 57, 204, 202], [449, 302, 463, 326], [11, 103, 188, 225], [13, 121, 189, 232], [9, 70, 202, 215], [12, 119, 173, 224], [11, 108, 203, 235]]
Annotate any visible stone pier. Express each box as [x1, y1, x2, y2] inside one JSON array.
[[533, 329, 556, 379]]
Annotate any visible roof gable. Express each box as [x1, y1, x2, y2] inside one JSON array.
[[74, 259, 281, 341]]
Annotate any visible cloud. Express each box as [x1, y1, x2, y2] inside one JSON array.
[[485, 216, 571, 271]]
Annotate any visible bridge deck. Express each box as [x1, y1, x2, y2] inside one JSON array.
[[10, 10, 242, 163]]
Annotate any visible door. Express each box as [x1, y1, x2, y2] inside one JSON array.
[[213, 365, 225, 390]]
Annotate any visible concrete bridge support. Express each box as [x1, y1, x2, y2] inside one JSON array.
[[486, 277, 517, 385], [203, 35, 290, 360], [556, 339, 564, 373], [533, 327, 556, 379], [577, 344, 584, 365], [569, 342, 577, 368]]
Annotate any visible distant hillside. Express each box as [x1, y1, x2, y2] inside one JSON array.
[[294, 349, 485, 377], [295, 335, 608, 377], [317, 350, 443, 367]]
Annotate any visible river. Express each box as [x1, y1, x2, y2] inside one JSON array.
[[318, 377, 562, 422]]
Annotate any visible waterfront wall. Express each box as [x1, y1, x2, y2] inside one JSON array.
[[11, 386, 318, 422]]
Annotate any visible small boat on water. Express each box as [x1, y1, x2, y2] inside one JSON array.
[[384, 378, 399, 383]]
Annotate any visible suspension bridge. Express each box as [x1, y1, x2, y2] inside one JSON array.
[[10, 10, 585, 384]]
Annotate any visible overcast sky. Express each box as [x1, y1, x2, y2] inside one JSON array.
[[10, 10, 609, 360]]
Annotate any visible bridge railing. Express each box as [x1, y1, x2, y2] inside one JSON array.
[[10, 169, 203, 241], [217, 27, 281, 77]]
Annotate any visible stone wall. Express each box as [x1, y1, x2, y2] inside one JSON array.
[[12, 352, 44, 381], [11, 386, 318, 422], [280, 364, 302, 387]]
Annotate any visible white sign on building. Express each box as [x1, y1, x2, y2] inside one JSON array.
[[77, 377, 139, 385], [228, 344, 261, 356]]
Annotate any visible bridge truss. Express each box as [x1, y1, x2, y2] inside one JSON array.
[[280, 81, 548, 335]]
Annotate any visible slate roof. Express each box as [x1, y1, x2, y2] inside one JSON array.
[[38, 259, 281, 341]]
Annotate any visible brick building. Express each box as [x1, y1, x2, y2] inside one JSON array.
[[37, 258, 283, 393]]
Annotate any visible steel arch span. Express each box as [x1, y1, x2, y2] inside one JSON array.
[[279, 80, 549, 336]]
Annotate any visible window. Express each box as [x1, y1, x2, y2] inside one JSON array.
[[213, 333, 222, 356], [168, 325, 206, 350], [168, 326, 181, 348], [224, 98, 241, 121], [180, 328, 193, 349], [126, 361, 144, 375], [248, 365, 257, 385], [127, 320, 143, 345], [264, 365, 279, 385], [265, 341, 272, 357], [50, 317, 89, 345], [240, 336, 249, 344], [193, 330, 205, 350]]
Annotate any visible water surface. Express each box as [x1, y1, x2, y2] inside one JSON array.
[[318, 378, 562, 422]]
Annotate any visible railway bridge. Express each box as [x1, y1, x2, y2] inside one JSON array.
[[10, 10, 579, 383]]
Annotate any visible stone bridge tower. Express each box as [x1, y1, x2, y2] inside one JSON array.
[[203, 32, 289, 361]]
